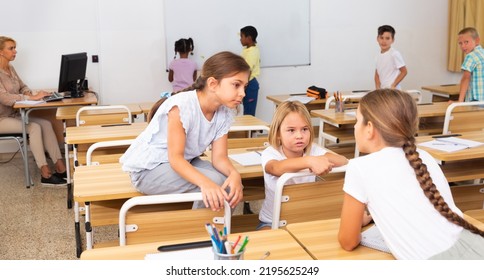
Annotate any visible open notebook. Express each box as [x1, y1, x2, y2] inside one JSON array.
[[360, 225, 392, 254], [418, 137, 483, 153], [228, 151, 262, 166]]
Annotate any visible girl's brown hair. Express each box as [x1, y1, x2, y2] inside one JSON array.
[[177, 51, 250, 93], [359, 89, 484, 237], [268, 100, 314, 153]]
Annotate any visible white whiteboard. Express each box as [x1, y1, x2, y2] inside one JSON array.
[[163, 0, 310, 69]]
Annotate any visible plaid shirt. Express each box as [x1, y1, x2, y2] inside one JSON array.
[[461, 45, 484, 101]]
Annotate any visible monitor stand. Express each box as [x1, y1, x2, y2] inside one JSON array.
[[63, 91, 84, 98]]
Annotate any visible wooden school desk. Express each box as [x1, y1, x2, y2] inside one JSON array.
[[65, 122, 147, 201], [286, 219, 394, 260], [12, 92, 98, 189], [56, 103, 144, 125], [266, 94, 327, 112], [203, 147, 264, 179], [416, 130, 484, 162], [416, 130, 484, 185], [285, 215, 484, 260], [421, 84, 460, 101], [73, 163, 141, 256], [310, 102, 453, 155], [137, 101, 155, 121], [56, 103, 143, 207], [80, 228, 312, 260]]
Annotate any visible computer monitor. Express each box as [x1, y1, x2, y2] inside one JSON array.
[[58, 52, 87, 98]]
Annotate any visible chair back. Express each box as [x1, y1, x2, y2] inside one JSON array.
[[272, 166, 346, 229], [86, 139, 134, 166], [119, 193, 231, 246], [76, 105, 132, 126], [443, 101, 484, 134]]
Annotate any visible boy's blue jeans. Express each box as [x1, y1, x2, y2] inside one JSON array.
[[243, 78, 259, 116]]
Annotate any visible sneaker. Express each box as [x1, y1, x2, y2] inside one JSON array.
[[41, 174, 67, 186], [54, 171, 68, 180]]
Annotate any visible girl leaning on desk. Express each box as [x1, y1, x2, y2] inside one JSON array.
[[0, 36, 67, 185], [120, 51, 248, 211], [338, 89, 484, 259]]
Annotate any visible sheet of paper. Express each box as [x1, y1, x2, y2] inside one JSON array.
[[228, 151, 262, 166], [285, 96, 315, 104], [418, 137, 483, 153], [344, 111, 356, 117], [15, 100, 45, 105], [360, 225, 391, 254], [145, 247, 213, 260]]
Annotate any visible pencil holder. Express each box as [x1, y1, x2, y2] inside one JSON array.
[[213, 241, 245, 260], [335, 101, 345, 113]]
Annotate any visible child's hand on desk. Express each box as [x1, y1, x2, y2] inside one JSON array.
[[221, 172, 244, 208]]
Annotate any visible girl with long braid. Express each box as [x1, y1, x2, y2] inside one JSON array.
[[121, 52, 249, 211], [338, 89, 484, 259]]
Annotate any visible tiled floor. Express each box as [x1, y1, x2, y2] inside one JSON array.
[[0, 153, 261, 260]]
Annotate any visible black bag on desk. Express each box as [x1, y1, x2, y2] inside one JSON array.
[[307, 86, 327, 99]]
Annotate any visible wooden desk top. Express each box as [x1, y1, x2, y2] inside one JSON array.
[[266, 94, 325, 105], [81, 228, 312, 260], [74, 163, 142, 202], [416, 130, 484, 162], [286, 219, 395, 260], [65, 122, 147, 144], [203, 147, 264, 179], [421, 84, 460, 96], [311, 102, 451, 126], [310, 109, 357, 125], [267, 94, 327, 112], [138, 101, 155, 114], [56, 103, 143, 120], [13, 92, 98, 109], [232, 115, 269, 127]]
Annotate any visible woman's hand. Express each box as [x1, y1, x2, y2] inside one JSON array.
[[221, 172, 244, 208], [28, 90, 51, 101]]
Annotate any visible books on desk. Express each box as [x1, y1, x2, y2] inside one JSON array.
[[285, 96, 315, 104], [418, 137, 483, 153], [228, 151, 262, 166], [360, 225, 391, 254]]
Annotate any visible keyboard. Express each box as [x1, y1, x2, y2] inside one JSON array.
[[43, 92, 64, 102]]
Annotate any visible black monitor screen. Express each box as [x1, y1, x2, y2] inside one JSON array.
[[58, 52, 87, 98]]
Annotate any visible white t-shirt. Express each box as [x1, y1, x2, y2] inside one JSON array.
[[120, 90, 234, 172], [375, 48, 406, 89], [259, 145, 327, 224], [343, 147, 463, 260]]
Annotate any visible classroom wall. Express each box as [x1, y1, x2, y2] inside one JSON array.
[[1, 0, 460, 126]]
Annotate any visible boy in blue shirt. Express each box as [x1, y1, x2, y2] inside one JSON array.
[[457, 27, 484, 102]]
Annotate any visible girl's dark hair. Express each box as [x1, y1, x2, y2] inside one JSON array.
[[174, 38, 194, 56], [240, 26, 258, 43], [180, 51, 250, 93], [359, 89, 484, 237]]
